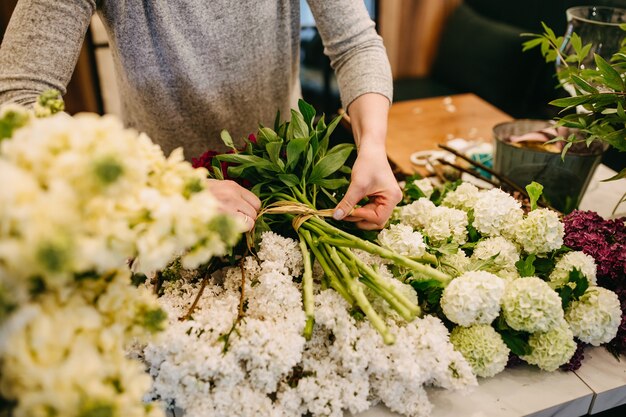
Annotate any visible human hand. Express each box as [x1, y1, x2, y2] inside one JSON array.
[[206, 179, 261, 232], [333, 145, 402, 230]]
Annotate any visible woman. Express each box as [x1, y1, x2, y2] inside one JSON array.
[[0, 0, 401, 230]]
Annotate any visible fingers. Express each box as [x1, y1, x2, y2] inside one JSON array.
[[333, 183, 363, 221], [206, 179, 261, 231]]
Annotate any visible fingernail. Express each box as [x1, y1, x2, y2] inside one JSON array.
[[333, 209, 345, 220]]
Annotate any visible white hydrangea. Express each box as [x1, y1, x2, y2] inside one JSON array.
[[441, 271, 505, 326], [413, 178, 434, 198], [471, 236, 520, 272], [377, 223, 427, 258], [396, 198, 435, 228], [397, 198, 468, 246], [520, 323, 577, 371], [450, 324, 510, 378], [442, 182, 481, 211], [495, 268, 521, 282], [439, 250, 471, 278], [565, 287, 621, 346], [514, 209, 564, 255], [501, 277, 564, 333], [549, 251, 597, 287], [472, 188, 523, 238]]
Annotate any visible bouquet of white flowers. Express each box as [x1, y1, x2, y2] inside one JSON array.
[[0, 94, 241, 417], [397, 178, 622, 376]]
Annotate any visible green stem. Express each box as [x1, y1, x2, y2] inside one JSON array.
[[292, 187, 313, 207], [327, 246, 395, 345], [338, 247, 421, 320], [298, 232, 315, 340], [300, 230, 353, 304], [310, 217, 451, 284]]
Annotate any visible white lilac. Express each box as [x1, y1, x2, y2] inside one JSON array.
[[549, 251, 597, 287], [514, 209, 564, 255], [520, 323, 577, 371], [470, 236, 520, 272], [377, 223, 427, 258], [501, 277, 564, 333], [144, 234, 477, 417], [565, 287, 621, 346], [472, 188, 523, 239], [449, 324, 510, 378], [441, 271, 505, 326]]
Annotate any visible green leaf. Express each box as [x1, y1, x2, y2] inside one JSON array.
[[570, 75, 598, 94], [303, 146, 314, 177], [570, 268, 589, 299], [218, 154, 280, 172], [266, 141, 284, 170], [515, 254, 536, 277], [309, 177, 349, 190], [298, 99, 316, 128], [594, 54, 624, 91], [287, 109, 309, 140], [286, 137, 309, 169], [309, 145, 354, 182], [598, 129, 626, 151], [601, 167, 626, 181], [534, 257, 556, 277], [525, 181, 544, 211], [318, 114, 343, 157], [500, 331, 532, 357], [570, 32, 582, 56], [549, 95, 593, 108], [278, 173, 300, 187], [220, 130, 237, 150], [558, 285, 574, 309], [258, 127, 280, 143], [521, 37, 545, 52]]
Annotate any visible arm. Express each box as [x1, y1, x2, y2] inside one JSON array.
[[306, 1, 400, 229], [0, 0, 96, 106], [333, 93, 401, 229]]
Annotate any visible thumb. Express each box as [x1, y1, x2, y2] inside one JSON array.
[[333, 184, 363, 220]]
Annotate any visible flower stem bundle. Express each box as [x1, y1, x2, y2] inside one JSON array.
[[196, 100, 449, 343]]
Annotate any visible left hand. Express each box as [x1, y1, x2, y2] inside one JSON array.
[[333, 144, 402, 230]]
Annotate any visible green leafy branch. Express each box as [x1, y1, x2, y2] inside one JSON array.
[[522, 22, 626, 180]]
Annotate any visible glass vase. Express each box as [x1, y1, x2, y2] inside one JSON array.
[[556, 6, 626, 95]]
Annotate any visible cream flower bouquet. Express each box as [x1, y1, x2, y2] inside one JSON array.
[[0, 93, 241, 417]]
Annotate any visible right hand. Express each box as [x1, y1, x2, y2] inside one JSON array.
[[206, 179, 261, 232]]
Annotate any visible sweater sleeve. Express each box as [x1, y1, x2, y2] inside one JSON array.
[[306, 0, 393, 110], [0, 0, 96, 107]]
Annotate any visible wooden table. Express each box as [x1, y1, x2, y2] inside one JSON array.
[[386, 93, 512, 175]]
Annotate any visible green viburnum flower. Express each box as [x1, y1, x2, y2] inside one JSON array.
[[441, 271, 505, 326], [501, 277, 564, 333], [565, 287, 621, 346], [549, 251, 597, 288], [521, 323, 577, 371], [449, 324, 510, 378]]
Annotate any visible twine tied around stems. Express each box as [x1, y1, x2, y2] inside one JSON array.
[[257, 201, 351, 231]]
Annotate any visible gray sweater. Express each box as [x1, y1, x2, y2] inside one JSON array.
[[0, 0, 392, 160]]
